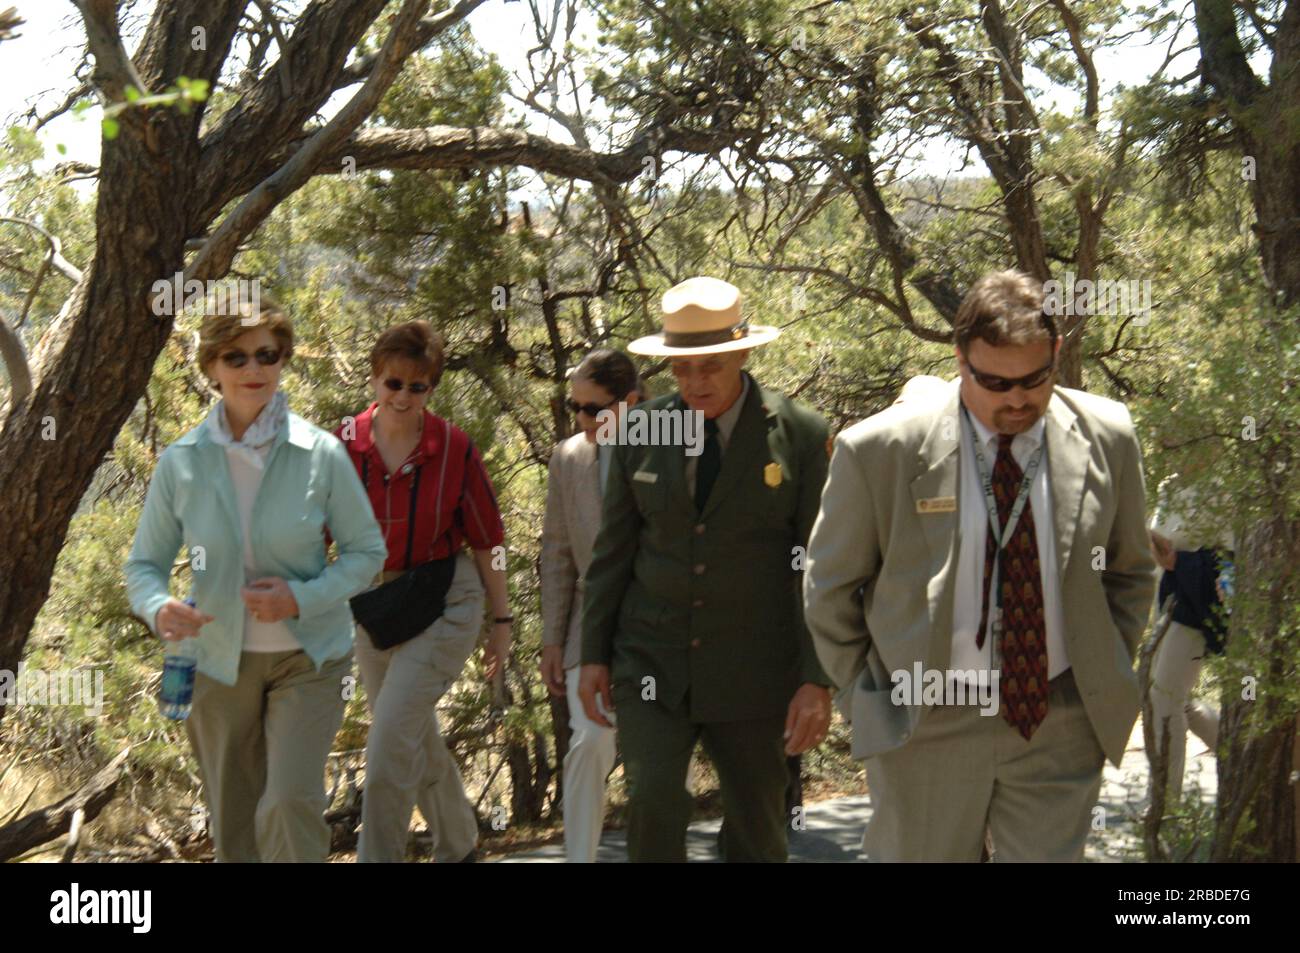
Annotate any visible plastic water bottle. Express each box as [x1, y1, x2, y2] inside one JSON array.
[[159, 598, 199, 720], [1218, 559, 1235, 602]]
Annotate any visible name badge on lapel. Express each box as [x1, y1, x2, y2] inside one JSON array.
[[764, 462, 783, 488], [633, 470, 658, 484], [916, 496, 956, 514]]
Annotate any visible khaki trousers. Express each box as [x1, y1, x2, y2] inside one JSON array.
[[355, 553, 483, 863], [863, 668, 1106, 862], [1149, 620, 1220, 799], [187, 649, 352, 863]]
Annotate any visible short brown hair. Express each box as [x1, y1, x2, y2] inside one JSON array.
[[370, 320, 445, 387], [953, 269, 1057, 354], [197, 291, 294, 387]]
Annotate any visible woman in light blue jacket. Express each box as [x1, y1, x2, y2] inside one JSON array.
[[126, 296, 386, 862]]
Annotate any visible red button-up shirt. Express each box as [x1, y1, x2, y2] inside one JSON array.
[[335, 404, 505, 572]]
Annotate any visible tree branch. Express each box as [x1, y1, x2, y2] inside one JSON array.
[[187, 0, 434, 282], [311, 120, 741, 186], [1193, 0, 1266, 112], [71, 0, 147, 102], [333, 0, 487, 89]]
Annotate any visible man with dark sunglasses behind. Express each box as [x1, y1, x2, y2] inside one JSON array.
[[804, 269, 1156, 862]]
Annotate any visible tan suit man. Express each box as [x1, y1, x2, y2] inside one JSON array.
[[804, 270, 1156, 862]]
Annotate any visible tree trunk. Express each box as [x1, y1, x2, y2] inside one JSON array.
[[1212, 512, 1300, 860], [1193, 0, 1300, 861], [0, 117, 197, 722]]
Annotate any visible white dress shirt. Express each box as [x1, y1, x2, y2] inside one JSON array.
[[951, 408, 1069, 680]]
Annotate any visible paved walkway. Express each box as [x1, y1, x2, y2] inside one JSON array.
[[500, 719, 1217, 863]]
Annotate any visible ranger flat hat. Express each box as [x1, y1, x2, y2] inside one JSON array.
[[628, 276, 781, 356]]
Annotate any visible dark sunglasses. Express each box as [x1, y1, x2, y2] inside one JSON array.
[[566, 396, 618, 417], [965, 356, 1056, 392], [383, 378, 431, 394], [220, 347, 284, 368]]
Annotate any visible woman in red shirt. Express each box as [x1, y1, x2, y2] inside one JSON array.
[[337, 321, 511, 863]]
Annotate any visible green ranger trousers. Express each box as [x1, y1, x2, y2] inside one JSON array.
[[615, 687, 789, 863]]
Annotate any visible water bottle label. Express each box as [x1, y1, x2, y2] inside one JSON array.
[[161, 657, 196, 706]]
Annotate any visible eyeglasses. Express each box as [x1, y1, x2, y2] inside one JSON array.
[[220, 347, 284, 368], [566, 396, 618, 417], [965, 357, 1056, 392], [383, 378, 431, 394]]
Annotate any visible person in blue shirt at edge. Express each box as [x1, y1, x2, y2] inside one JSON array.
[[126, 294, 386, 862]]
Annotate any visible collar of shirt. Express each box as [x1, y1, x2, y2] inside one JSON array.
[[349, 402, 446, 471], [707, 372, 751, 451], [965, 404, 1045, 467]]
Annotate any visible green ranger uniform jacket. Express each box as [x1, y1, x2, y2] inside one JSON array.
[[581, 375, 831, 722]]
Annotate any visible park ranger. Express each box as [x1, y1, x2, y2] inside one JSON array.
[[578, 276, 832, 862]]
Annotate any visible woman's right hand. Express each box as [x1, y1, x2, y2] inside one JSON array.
[[154, 599, 215, 641]]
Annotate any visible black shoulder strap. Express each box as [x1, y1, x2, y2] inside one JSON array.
[[403, 463, 423, 570]]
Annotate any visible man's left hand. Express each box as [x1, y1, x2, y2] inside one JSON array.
[[784, 683, 831, 755]]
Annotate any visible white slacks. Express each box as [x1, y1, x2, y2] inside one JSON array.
[[562, 665, 617, 863], [1149, 620, 1220, 799]]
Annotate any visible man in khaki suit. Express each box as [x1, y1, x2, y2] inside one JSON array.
[[540, 349, 640, 862], [804, 269, 1156, 862]]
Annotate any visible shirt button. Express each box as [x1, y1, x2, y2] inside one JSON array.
[[690, 638, 702, 649], [694, 523, 706, 535], [693, 564, 706, 575]]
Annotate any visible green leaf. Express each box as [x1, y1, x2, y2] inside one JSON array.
[[55, 142, 67, 155], [124, 86, 142, 103], [102, 116, 120, 140]]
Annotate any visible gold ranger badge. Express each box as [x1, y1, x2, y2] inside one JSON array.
[[764, 462, 783, 488]]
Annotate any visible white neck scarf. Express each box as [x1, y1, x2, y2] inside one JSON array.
[[207, 389, 288, 471]]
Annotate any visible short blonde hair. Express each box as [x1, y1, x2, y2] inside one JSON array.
[[197, 292, 294, 387], [953, 269, 1057, 354]]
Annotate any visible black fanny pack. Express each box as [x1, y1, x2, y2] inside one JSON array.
[[349, 555, 458, 650]]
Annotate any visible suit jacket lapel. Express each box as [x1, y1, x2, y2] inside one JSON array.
[[699, 379, 770, 521], [1044, 391, 1088, 587], [574, 437, 602, 556], [910, 388, 963, 674]]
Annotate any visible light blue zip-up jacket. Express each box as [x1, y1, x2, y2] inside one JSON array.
[[125, 410, 387, 686]]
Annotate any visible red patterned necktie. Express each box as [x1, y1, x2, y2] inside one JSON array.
[[977, 433, 1049, 739]]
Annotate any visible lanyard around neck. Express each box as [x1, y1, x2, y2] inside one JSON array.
[[961, 403, 1046, 644], [961, 404, 1044, 552]]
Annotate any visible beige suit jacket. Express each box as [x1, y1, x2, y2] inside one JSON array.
[[803, 381, 1157, 766], [541, 432, 603, 669]]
